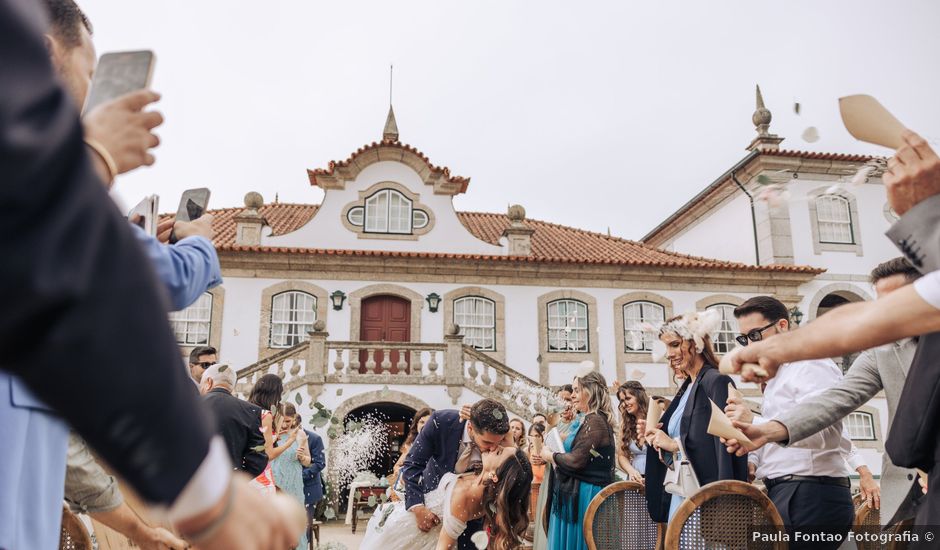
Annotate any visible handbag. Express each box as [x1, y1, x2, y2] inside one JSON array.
[[663, 437, 700, 498]]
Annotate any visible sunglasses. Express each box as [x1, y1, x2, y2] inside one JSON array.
[[195, 361, 217, 369], [734, 321, 778, 347]]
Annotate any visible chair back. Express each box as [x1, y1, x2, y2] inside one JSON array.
[[59, 506, 93, 550], [584, 481, 663, 550], [664, 480, 786, 550]]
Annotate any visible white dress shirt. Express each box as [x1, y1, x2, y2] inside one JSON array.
[[748, 358, 854, 480], [914, 270, 940, 310]]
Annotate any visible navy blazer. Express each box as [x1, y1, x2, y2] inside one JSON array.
[[302, 429, 326, 506], [645, 364, 749, 523], [402, 410, 465, 510]]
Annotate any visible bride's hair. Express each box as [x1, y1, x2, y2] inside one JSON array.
[[482, 448, 533, 550]]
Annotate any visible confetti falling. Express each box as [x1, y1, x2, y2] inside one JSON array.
[[217, 365, 228, 373], [294, 393, 302, 405], [794, 102, 801, 115], [326, 415, 389, 488], [471, 531, 489, 549], [802, 126, 820, 143], [756, 184, 791, 209]]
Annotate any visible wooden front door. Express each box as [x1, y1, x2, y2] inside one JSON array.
[[359, 295, 411, 374]]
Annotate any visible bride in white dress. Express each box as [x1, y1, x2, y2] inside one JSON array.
[[361, 446, 533, 550]]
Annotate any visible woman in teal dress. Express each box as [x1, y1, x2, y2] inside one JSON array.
[[540, 372, 616, 550], [272, 403, 309, 550]]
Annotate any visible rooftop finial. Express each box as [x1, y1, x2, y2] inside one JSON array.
[[752, 84, 773, 136], [383, 65, 400, 142]]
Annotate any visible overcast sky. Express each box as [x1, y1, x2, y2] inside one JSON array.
[[82, 0, 940, 241]]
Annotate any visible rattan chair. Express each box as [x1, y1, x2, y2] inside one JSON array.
[[59, 506, 93, 550], [664, 480, 786, 550], [851, 494, 912, 550], [583, 481, 664, 550]]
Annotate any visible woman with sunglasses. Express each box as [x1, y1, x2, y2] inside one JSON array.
[[643, 312, 749, 523]]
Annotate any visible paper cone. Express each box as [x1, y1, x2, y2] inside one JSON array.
[[728, 382, 743, 401], [646, 397, 663, 431], [706, 399, 755, 450], [839, 95, 907, 149]]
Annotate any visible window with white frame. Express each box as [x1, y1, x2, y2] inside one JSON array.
[[169, 293, 212, 346], [815, 195, 855, 244], [623, 301, 665, 352], [361, 189, 415, 234], [706, 304, 739, 354], [270, 291, 317, 348], [454, 297, 496, 351], [547, 300, 589, 352], [845, 411, 876, 441]]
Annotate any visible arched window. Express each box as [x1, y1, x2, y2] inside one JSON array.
[[363, 189, 415, 234], [623, 301, 665, 352], [547, 300, 589, 352], [169, 293, 212, 345], [706, 303, 739, 354], [270, 291, 317, 348], [845, 411, 876, 441], [454, 297, 496, 351], [815, 195, 855, 244]]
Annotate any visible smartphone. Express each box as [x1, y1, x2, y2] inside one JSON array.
[[169, 188, 211, 243], [83, 50, 156, 114], [127, 194, 160, 237]]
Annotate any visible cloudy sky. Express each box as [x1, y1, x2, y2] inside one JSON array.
[[81, 0, 940, 241]]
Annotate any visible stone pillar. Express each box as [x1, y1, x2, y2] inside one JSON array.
[[502, 205, 535, 256], [234, 191, 266, 246], [443, 324, 465, 404], [306, 320, 328, 400]]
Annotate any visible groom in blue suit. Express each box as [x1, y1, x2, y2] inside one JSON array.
[[402, 399, 510, 550]]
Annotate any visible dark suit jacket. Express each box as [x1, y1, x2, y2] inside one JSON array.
[[402, 409, 464, 510], [645, 364, 749, 523], [0, 0, 215, 506], [203, 388, 267, 477], [301, 429, 326, 506]]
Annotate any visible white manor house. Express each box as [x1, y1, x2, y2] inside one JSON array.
[[168, 90, 897, 478]]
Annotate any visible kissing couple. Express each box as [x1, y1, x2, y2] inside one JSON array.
[[361, 399, 533, 550]]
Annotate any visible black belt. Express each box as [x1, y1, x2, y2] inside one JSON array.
[[764, 475, 850, 490]]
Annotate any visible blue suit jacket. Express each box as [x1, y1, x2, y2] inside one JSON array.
[[0, 375, 69, 550], [301, 430, 326, 506], [401, 410, 465, 510]]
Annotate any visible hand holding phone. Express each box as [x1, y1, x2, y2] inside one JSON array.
[[169, 188, 212, 244]]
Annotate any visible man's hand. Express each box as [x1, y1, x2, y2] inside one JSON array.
[[724, 395, 753, 424], [459, 404, 471, 422], [747, 462, 757, 483], [884, 130, 940, 216], [723, 344, 780, 383], [83, 90, 163, 177], [858, 467, 881, 510], [173, 215, 215, 242], [156, 218, 175, 243], [411, 505, 440, 533], [177, 475, 304, 550], [139, 526, 188, 550], [721, 420, 787, 457]]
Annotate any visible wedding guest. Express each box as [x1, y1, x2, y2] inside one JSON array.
[[189, 346, 218, 386], [527, 423, 547, 484], [393, 407, 434, 478], [644, 312, 748, 523], [508, 418, 527, 449], [541, 372, 616, 550], [200, 363, 267, 476], [532, 413, 548, 427], [294, 413, 325, 530], [272, 403, 309, 550], [248, 374, 296, 494], [615, 381, 648, 484]]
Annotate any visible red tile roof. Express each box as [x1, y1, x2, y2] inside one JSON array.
[[763, 149, 880, 162], [186, 203, 822, 274]]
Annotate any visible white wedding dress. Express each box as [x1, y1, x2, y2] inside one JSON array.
[[360, 472, 468, 550]]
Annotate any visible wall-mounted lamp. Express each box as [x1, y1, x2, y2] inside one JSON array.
[[330, 290, 347, 311], [426, 293, 441, 313], [789, 306, 804, 326]]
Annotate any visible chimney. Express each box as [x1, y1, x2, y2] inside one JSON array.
[[502, 204, 535, 256], [234, 192, 266, 246]]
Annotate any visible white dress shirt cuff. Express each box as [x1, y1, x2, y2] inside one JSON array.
[[167, 437, 233, 524]]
